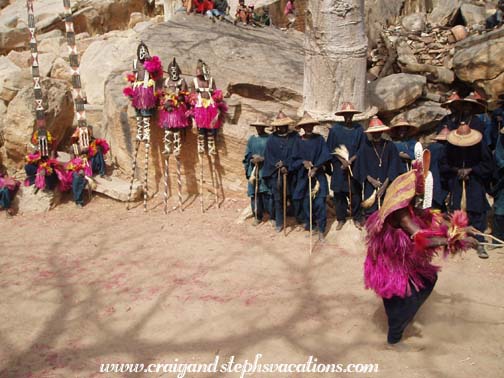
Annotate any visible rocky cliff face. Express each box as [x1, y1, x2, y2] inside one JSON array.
[[0, 0, 502, 204]]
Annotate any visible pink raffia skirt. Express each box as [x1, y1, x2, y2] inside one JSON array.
[[159, 105, 188, 129], [132, 86, 156, 110], [193, 104, 221, 130]]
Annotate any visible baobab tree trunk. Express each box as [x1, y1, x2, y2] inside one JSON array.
[[303, 0, 373, 120], [163, 0, 177, 21]]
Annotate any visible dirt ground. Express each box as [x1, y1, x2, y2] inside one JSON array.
[[1, 194, 504, 378]]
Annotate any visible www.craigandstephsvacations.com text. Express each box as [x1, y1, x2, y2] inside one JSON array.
[[99, 354, 379, 377]]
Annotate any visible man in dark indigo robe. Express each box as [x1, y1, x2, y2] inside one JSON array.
[[290, 113, 332, 240], [428, 126, 449, 211], [263, 111, 299, 232], [389, 117, 418, 173], [441, 122, 494, 259], [327, 102, 365, 230], [243, 117, 272, 225], [354, 117, 403, 218]]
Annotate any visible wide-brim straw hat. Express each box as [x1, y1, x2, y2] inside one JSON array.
[[335, 102, 362, 116], [447, 122, 483, 147], [448, 93, 487, 114], [270, 110, 294, 127], [434, 126, 450, 141], [365, 116, 390, 133], [250, 116, 269, 128], [295, 112, 319, 128], [441, 92, 461, 109]]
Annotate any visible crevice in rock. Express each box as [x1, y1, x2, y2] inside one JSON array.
[[226, 83, 302, 103]]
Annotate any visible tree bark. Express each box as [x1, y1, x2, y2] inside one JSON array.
[[163, 0, 178, 21], [303, 0, 372, 120]]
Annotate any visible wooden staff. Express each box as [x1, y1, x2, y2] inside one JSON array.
[[461, 179, 467, 212], [208, 135, 219, 209], [283, 172, 287, 236], [199, 153, 204, 213], [308, 169, 313, 255], [347, 171, 352, 219], [126, 140, 141, 210], [163, 155, 169, 214], [174, 131, 183, 212], [143, 140, 150, 212], [254, 162, 259, 222]]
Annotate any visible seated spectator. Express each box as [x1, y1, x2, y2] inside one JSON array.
[[193, 0, 213, 14], [235, 0, 251, 25], [253, 7, 271, 26], [284, 0, 296, 29], [206, 0, 228, 20], [486, 0, 504, 29], [0, 172, 20, 217]]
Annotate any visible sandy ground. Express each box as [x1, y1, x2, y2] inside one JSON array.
[[1, 193, 504, 378]]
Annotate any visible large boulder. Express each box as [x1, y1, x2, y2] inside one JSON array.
[[0, 56, 32, 103], [453, 28, 504, 97], [14, 186, 61, 213], [401, 13, 426, 33], [367, 73, 426, 112], [365, 0, 405, 47], [96, 14, 304, 196], [460, 3, 486, 27], [3, 78, 74, 163], [391, 101, 449, 131], [0, 0, 145, 54], [428, 0, 461, 26]]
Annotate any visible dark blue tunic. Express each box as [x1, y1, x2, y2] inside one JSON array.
[[326, 122, 364, 193], [263, 132, 300, 195], [243, 134, 270, 196], [440, 142, 494, 213], [393, 138, 417, 172], [354, 138, 403, 206], [290, 134, 332, 200]]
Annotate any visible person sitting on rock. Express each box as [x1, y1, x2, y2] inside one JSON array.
[[193, 0, 214, 15], [284, 0, 296, 29], [486, 0, 504, 29], [66, 126, 110, 207], [234, 0, 251, 25], [206, 0, 228, 20], [0, 171, 20, 217], [24, 129, 65, 192], [252, 7, 271, 26]]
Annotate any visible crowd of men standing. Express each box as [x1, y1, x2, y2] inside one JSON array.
[[243, 94, 504, 259]]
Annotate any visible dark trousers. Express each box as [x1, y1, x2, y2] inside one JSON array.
[[333, 191, 362, 221], [432, 200, 447, 213], [91, 151, 106, 176], [493, 214, 504, 244], [72, 172, 87, 205], [302, 195, 327, 233], [251, 193, 273, 221], [0, 188, 12, 209], [467, 211, 487, 243], [24, 164, 38, 186], [383, 275, 437, 344]]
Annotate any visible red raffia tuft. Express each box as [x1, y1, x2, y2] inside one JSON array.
[[123, 87, 134, 98], [126, 73, 136, 83], [451, 210, 469, 228], [143, 56, 163, 80]]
